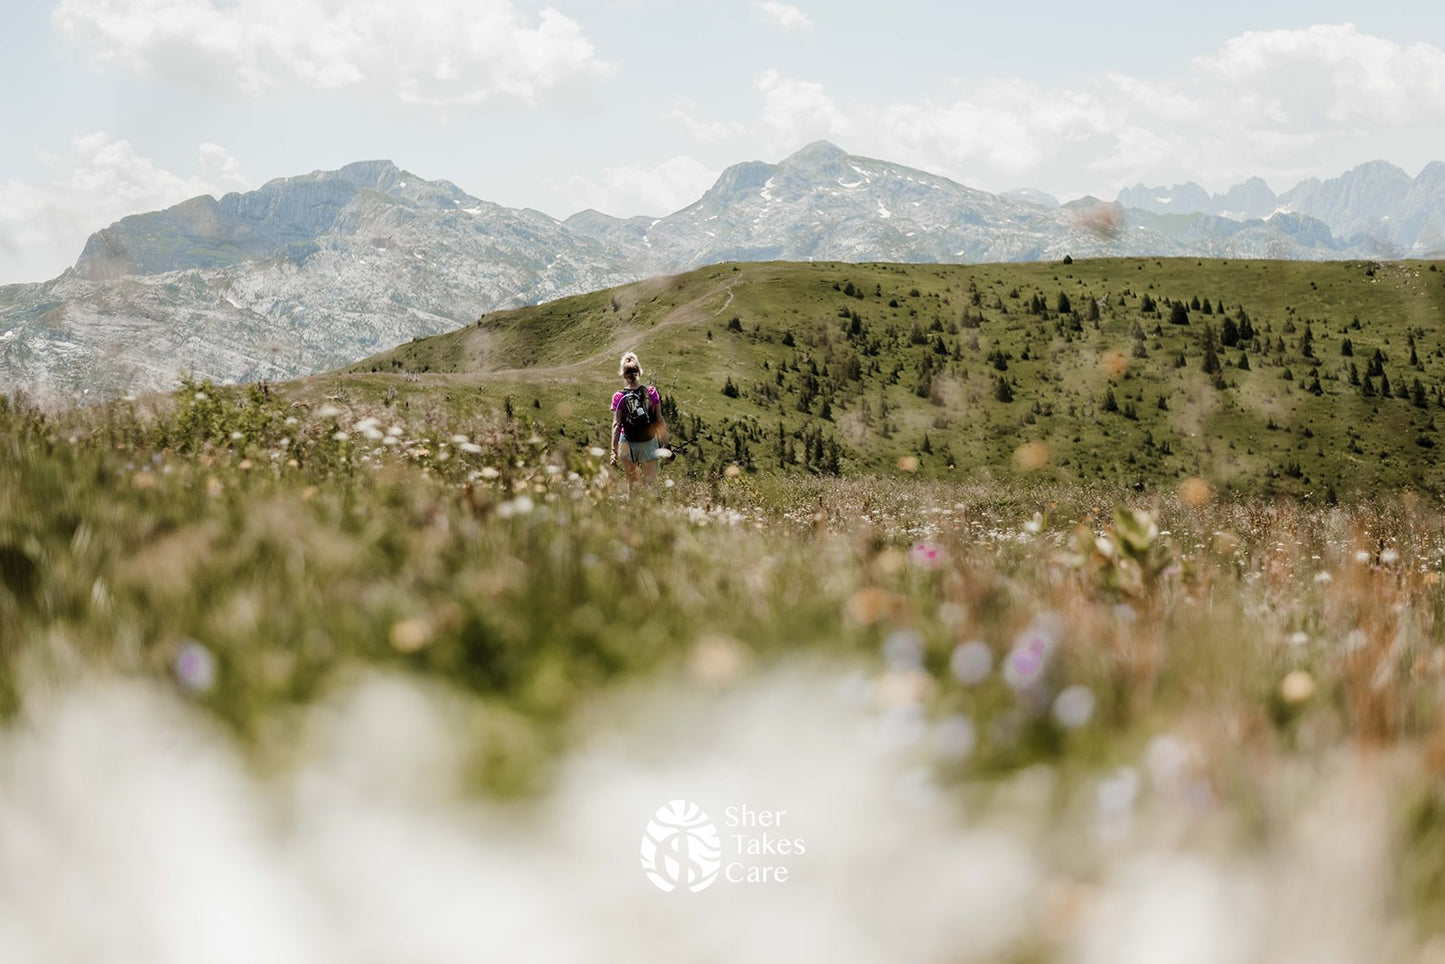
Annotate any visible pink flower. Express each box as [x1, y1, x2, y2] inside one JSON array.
[[910, 541, 945, 569]]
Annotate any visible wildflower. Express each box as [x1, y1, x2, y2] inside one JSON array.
[[1053, 685, 1096, 728], [897, 456, 920, 472], [333, 431, 350, 442], [229, 431, 243, 441], [317, 404, 341, 418], [909, 541, 945, 569], [690, 634, 749, 687], [656, 447, 673, 458], [932, 715, 977, 761], [724, 464, 742, 478], [389, 618, 434, 653], [1023, 512, 1043, 534], [173, 640, 217, 693], [588, 446, 606, 458], [882, 628, 925, 671], [1381, 548, 1400, 565], [1280, 670, 1316, 704], [1353, 550, 1371, 564], [1096, 767, 1140, 841], [1287, 631, 1309, 647], [1013, 442, 1050, 470], [479, 466, 500, 479], [496, 495, 534, 518], [949, 640, 993, 685], [1005, 619, 1059, 691], [1314, 571, 1333, 584], [1179, 477, 1212, 507]]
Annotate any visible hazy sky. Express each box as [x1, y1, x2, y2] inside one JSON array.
[[2, 0, 1445, 284]]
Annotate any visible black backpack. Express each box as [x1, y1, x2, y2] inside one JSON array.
[[619, 385, 654, 439]]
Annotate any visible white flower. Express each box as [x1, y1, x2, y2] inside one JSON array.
[[451, 434, 471, 445], [318, 404, 341, 418], [932, 715, 977, 761], [479, 466, 500, 480], [949, 640, 993, 685], [882, 629, 925, 671], [1381, 548, 1400, 565], [1053, 685, 1095, 729], [588, 447, 606, 458], [460, 443, 484, 455], [173, 640, 217, 694]]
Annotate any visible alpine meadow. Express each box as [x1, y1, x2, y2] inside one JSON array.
[[10, 1, 1445, 960], [8, 254, 1445, 959]]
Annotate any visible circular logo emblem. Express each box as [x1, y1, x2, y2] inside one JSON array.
[[640, 800, 722, 893]]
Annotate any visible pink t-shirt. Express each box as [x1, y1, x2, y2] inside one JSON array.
[[612, 385, 661, 440]]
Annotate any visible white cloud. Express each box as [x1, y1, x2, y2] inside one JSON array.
[[557, 155, 718, 217], [0, 136, 249, 285], [666, 105, 748, 144], [52, 0, 612, 105], [756, 70, 851, 154], [749, 25, 1445, 198], [755, 0, 811, 29]]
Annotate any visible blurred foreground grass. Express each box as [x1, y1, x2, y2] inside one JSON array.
[[6, 380, 1445, 949]]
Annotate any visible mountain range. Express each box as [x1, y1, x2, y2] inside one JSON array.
[[2, 142, 1441, 402]]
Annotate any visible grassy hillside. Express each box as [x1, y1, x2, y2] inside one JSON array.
[[328, 257, 1445, 496], [9, 263, 1445, 954]]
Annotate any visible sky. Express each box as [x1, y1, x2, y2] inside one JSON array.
[[2, 0, 1445, 284]]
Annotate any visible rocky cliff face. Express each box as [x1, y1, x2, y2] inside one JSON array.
[[0, 146, 1433, 404]]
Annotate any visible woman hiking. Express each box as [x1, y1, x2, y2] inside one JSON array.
[[609, 351, 666, 494]]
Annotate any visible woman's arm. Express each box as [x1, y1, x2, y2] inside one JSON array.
[[610, 407, 622, 465]]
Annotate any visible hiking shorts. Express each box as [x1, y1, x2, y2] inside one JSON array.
[[621, 437, 661, 462]]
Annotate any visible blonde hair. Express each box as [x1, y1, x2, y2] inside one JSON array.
[[619, 351, 642, 378]]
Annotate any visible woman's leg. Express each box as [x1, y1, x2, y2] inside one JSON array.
[[640, 458, 660, 488], [622, 448, 641, 495]]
